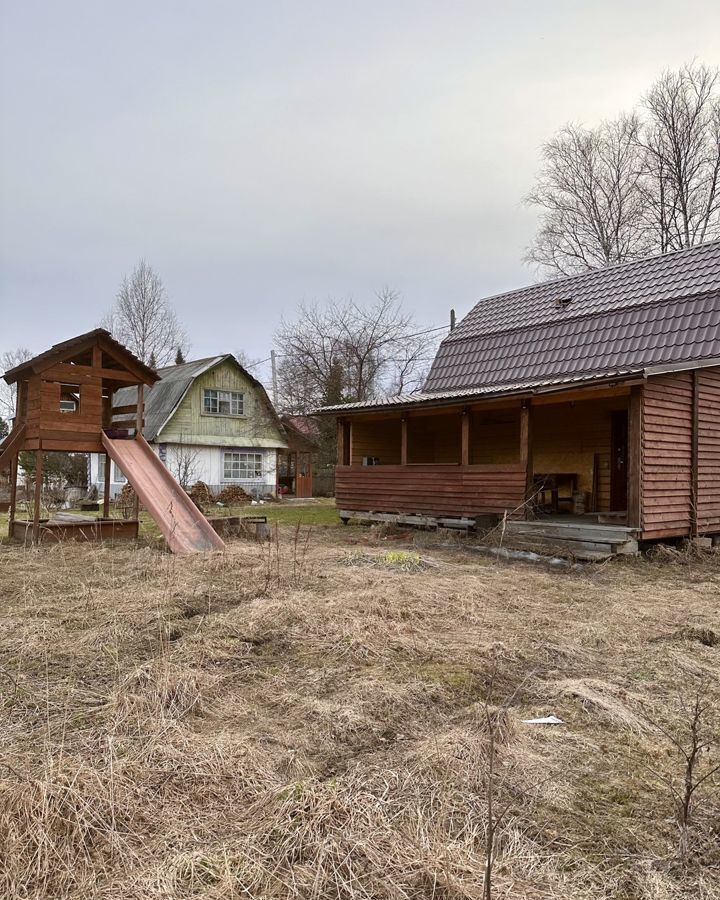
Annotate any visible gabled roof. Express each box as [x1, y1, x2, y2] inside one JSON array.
[[441, 239, 720, 345], [320, 241, 720, 414], [113, 355, 284, 441], [3, 328, 158, 385]]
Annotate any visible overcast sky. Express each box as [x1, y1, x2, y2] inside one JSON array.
[[2, 1, 719, 385]]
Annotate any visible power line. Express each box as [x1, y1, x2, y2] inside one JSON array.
[[241, 323, 450, 371]]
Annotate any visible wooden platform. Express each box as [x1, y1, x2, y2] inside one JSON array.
[[338, 509, 640, 560], [338, 509, 477, 530], [12, 518, 139, 544]]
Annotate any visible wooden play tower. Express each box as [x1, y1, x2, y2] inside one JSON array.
[[0, 329, 224, 553]]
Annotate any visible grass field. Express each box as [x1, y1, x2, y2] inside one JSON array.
[[0, 516, 718, 898]]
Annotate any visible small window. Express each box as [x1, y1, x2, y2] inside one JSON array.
[[203, 388, 244, 416], [223, 451, 263, 480], [60, 384, 80, 413]]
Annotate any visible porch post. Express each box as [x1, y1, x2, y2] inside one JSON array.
[[401, 415, 408, 465], [32, 448, 43, 545], [461, 408, 470, 466], [520, 401, 533, 506], [627, 385, 642, 530], [136, 383, 145, 435], [8, 453, 18, 538], [336, 419, 345, 466], [103, 453, 112, 518]]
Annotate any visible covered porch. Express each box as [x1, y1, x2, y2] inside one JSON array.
[[334, 384, 641, 552]]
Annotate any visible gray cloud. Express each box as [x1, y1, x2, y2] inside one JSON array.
[[1, 0, 719, 387]]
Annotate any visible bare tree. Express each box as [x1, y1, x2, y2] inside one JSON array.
[[275, 289, 438, 414], [526, 62, 720, 276], [0, 347, 33, 422], [167, 439, 200, 490], [525, 118, 649, 276], [640, 63, 720, 253], [103, 259, 188, 366], [645, 681, 720, 862]]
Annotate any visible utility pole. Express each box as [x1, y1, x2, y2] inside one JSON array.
[[270, 350, 279, 406]]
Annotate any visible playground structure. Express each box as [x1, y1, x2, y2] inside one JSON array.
[[0, 329, 225, 553]]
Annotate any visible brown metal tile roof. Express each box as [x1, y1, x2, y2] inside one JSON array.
[[424, 240, 720, 394], [319, 241, 720, 414], [442, 239, 720, 344], [425, 291, 720, 393]]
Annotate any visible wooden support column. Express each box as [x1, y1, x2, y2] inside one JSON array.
[[103, 453, 112, 519], [691, 371, 699, 538], [136, 384, 145, 435], [401, 415, 408, 466], [132, 383, 144, 521], [461, 408, 470, 466], [520, 401, 533, 502], [32, 448, 43, 545], [627, 385, 642, 530], [347, 419, 353, 466], [7, 453, 18, 538], [336, 419, 345, 466]]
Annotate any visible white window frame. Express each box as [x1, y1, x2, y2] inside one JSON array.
[[223, 451, 263, 480], [98, 456, 127, 484], [203, 388, 244, 417]]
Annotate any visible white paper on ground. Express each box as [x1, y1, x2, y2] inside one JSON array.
[[522, 715, 564, 725]]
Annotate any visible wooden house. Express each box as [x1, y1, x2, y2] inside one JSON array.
[[319, 241, 720, 556], [88, 354, 288, 499]]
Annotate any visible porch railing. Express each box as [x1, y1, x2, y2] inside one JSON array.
[[335, 463, 526, 518]]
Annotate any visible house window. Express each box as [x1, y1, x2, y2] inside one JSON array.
[[203, 389, 244, 416], [223, 451, 263, 480], [98, 456, 127, 483]]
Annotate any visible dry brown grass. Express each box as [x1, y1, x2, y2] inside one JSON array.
[[0, 524, 719, 899]]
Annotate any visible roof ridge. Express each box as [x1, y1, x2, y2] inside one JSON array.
[[442, 287, 720, 346], [155, 354, 227, 373], [459, 239, 720, 315]]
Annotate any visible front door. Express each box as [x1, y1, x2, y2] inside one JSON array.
[[610, 411, 628, 511], [295, 452, 313, 498]]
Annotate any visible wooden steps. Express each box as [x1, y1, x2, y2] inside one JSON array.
[[502, 519, 639, 560]]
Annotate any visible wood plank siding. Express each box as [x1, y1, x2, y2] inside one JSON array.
[[335, 464, 527, 518], [697, 368, 720, 533], [640, 368, 720, 539], [641, 372, 693, 538]]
